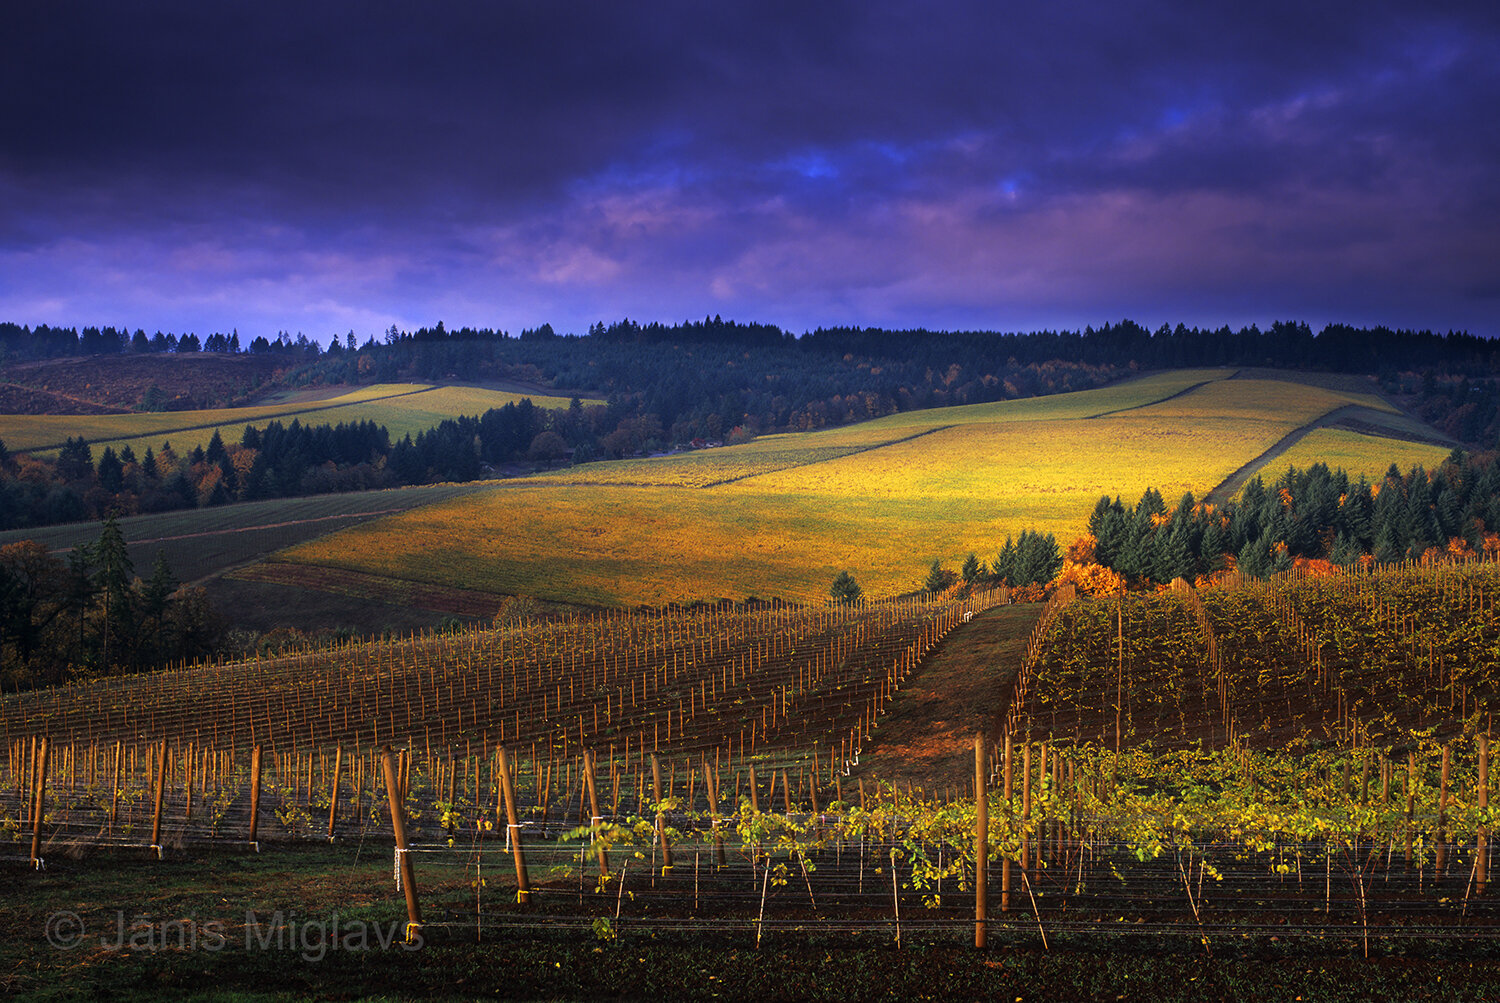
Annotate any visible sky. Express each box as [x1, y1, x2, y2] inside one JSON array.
[[2, 1, 1497, 343]]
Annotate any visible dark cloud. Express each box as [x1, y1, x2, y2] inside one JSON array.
[[1, 1, 1497, 336]]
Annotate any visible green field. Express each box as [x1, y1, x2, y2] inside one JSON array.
[[0, 382, 587, 457], [274, 370, 1447, 607]]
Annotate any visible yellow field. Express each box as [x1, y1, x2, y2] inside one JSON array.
[[1122, 378, 1397, 424], [529, 424, 921, 488], [276, 369, 1446, 608], [0, 383, 586, 457], [1248, 428, 1453, 487], [855, 368, 1233, 428]]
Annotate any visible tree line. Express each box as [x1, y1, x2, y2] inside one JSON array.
[[10, 317, 1500, 460], [1086, 449, 1500, 585], [0, 517, 221, 691], [0, 397, 603, 531]]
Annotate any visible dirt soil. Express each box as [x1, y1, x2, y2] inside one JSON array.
[[225, 561, 509, 618], [3, 354, 289, 411], [851, 603, 1043, 792]]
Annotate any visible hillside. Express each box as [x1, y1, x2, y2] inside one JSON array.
[[257, 367, 1451, 611], [0, 365, 1456, 640]]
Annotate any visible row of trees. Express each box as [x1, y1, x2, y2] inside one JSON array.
[[0, 397, 609, 531], [18, 316, 1500, 458], [0, 517, 222, 691], [1087, 450, 1500, 584], [0, 323, 327, 360], [829, 532, 1065, 605], [5, 318, 1494, 378]]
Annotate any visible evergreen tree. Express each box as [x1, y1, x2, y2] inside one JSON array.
[[1329, 532, 1362, 565], [1199, 519, 1229, 573], [924, 559, 952, 594], [96, 447, 124, 493], [57, 436, 94, 481], [992, 537, 1015, 586], [205, 429, 227, 465], [1089, 496, 1124, 563], [1373, 521, 1403, 565], [1338, 480, 1375, 548], [830, 570, 863, 605], [1160, 522, 1194, 581], [90, 515, 134, 672]]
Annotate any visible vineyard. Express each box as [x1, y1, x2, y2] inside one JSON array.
[[7, 563, 1500, 953]]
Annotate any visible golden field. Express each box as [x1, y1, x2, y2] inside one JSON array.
[[1121, 377, 1396, 424], [0, 383, 586, 457], [276, 370, 1448, 608], [1253, 428, 1453, 486]]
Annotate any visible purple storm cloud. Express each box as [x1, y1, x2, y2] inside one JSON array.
[[1, 0, 1497, 341]]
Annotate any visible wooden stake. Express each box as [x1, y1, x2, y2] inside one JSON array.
[[150, 741, 168, 851], [381, 747, 423, 942], [497, 745, 531, 906], [974, 734, 987, 949], [248, 745, 264, 846], [29, 737, 47, 867]]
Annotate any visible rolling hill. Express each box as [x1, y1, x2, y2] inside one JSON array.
[[258, 368, 1451, 610]]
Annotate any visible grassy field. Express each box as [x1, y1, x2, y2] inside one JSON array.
[[0, 483, 489, 585], [0, 382, 586, 457], [1251, 427, 1454, 485], [273, 370, 1445, 608], [1121, 376, 1395, 423]]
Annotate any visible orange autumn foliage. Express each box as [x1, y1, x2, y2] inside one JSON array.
[[1064, 535, 1097, 564], [1291, 557, 1340, 578], [1053, 558, 1126, 597]]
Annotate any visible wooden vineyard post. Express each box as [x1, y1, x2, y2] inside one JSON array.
[[1021, 742, 1032, 873], [704, 756, 725, 867], [974, 734, 987, 949], [652, 753, 673, 875], [497, 746, 532, 906], [380, 747, 423, 943], [248, 745, 264, 848], [183, 742, 194, 822], [1437, 744, 1452, 876], [1479, 735, 1490, 896], [1002, 738, 1013, 913], [109, 741, 121, 835], [583, 751, 608, 879], [29, 737, 47, 868], [150, 741, 168, 855], [327, 745, 343, 842]]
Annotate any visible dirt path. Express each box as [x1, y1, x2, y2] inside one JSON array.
[[1204, 403, 1456, 506], [1085, 372, 1234, 418], [850, 603, 1042, 792]]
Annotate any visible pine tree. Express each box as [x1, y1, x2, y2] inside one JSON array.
[[90, 515, 134, 672], [924, 559, 952, 594], [830, 570, 862, 605]]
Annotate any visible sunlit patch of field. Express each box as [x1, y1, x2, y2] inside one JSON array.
[[271, 371, 1453, 608], [857, 368, 1234, 429], [1118, 378, 1398, 424], [281, 483, 1010, 605], [528, 423, 924, 487], [1247, 428, 1454, 487], [281, 405, 1294, 607], [728, 416, 1288, 507], [0, 383, 587, 457]]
